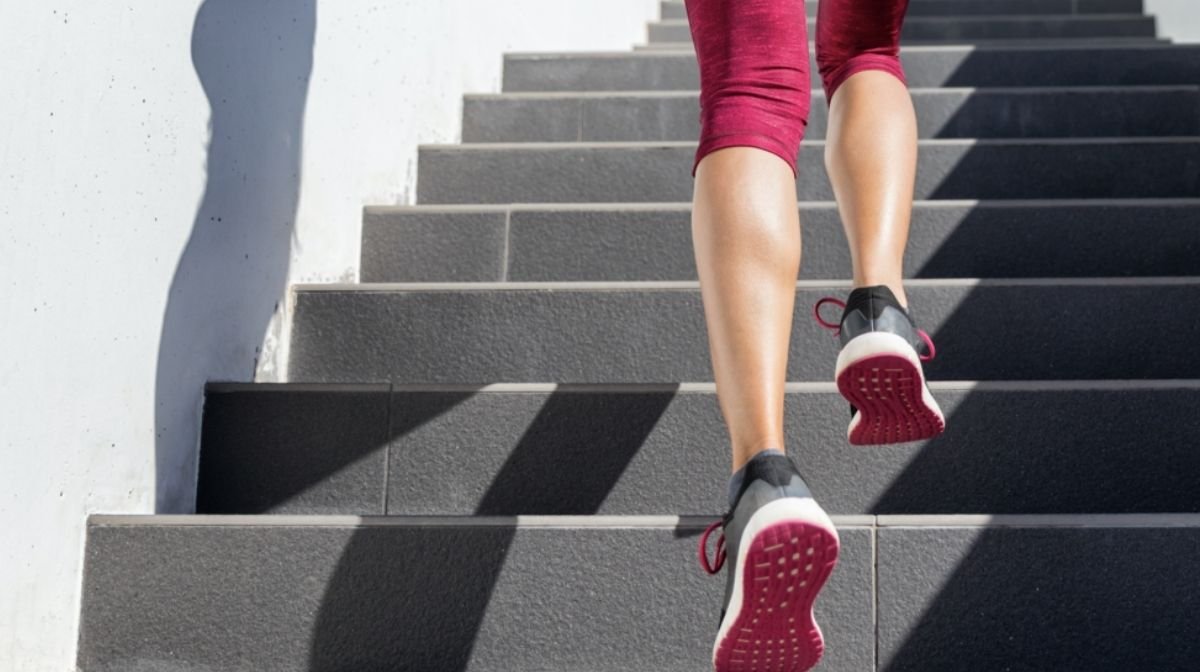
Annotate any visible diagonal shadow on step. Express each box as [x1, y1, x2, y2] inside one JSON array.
[[307, 386, 675, 670], [872, 50, 1200, 661], [874, 525, 1200, 671], [474, 385, 678, 514], [196, 385, 480, 514]]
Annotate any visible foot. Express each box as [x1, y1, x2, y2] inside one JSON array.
[[814, 285, 946, 445], [698, 452, 840, 672]]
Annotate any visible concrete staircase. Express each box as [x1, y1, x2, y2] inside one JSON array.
[[78, 1, 1200, 670]]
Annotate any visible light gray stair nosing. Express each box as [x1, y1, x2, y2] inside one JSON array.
[[650, 13, 1154, 24], [366, 198, 1200, 215], [85, 514, 878, 528], [877, 514, 1200, 528], [246, 380, 1200, 394], [467, 84, 1200, 99], [503, 43, 1194, 58], [637, 38, 1174, 51], [87, 514, 1200, 529], [407, 381, 1200, 393], [293, 277, 1200, 293], [205, 382, 391, 394], [424, 137, 1200, 150]]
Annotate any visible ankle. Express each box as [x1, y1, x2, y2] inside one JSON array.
[[852, 280, 907, 309]]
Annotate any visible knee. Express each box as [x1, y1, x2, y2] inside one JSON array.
[[815, 0, 909, 102], [688, 0, 812, 177], [693, 73, 812, 178]]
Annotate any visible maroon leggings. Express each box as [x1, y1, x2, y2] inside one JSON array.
[[684, 0, 910, 178]]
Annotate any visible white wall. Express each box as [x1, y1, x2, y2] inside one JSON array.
[[1146, 0, 1200, 42], [0, 1, 657, 669]]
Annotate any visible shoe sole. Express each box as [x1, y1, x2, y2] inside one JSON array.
[[712, 498, 840, 672], [835, 331, 946, 445]]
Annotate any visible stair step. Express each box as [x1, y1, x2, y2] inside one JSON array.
[[501, 44, 1200, 92], [78, 514, 1200, 671], [659, 0, 1145, 19], [198, 382, 1200, 516], [288, 279, 1200, 383], [637, 36, 1173, 50], [647, 15, 1157, 44], [361, 200, 1200, 283], [79, 515, 874, 672], [462, 86, 1200, 142], [876, 518, 1200, 671], [416, 138, 1200, 204]]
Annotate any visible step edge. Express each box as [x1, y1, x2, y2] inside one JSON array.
[[467, 84, 1200, 99], [422, 136, 1200, 150], [86, 513, 1200, 529], [293, 276, 1200, 292], [207, 380, 1200, 394], [364, 197, 1200, 215]]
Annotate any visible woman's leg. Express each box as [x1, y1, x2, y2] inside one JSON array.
[[693, 149, 800, 474], [814, 0, 946, 445], [684, 0, 811, 474], [817, 0, 916, 305]]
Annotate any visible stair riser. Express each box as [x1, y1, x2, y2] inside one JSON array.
[[647, 17, 1157, 44], [501, 46, 1200, 92], [659, 0, 1145, 19], [198, 385, 1200, 516], [878, 527, 1200, 671], [289, 283, 1200, 383], [76, 522, 876, 672], [463, 88, 1200, 142], [362, 203, 1200, 282], [416, 141, 1200, 203]]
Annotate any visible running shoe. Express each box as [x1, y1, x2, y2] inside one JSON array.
[[813, 284, 945, 445], [698, 452, 840, 672]]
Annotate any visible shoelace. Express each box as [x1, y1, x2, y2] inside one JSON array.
[[698, 517, 728, 575], [812, 296, 937, 362]]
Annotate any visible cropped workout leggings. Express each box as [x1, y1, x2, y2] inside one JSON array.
[[684, 0, 911, 178]]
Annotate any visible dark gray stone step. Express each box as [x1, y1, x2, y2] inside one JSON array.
[[415, 139, 1200, 204], [501, 45, 1200, 92], [78, 515, 1200, 671], [76, 515, 875, 672], [876, 519, 1200, 671], [288, 280, 1200, 383], [660, 0, 1145, 19], [197, 382, 1200, 516], [462, 87, 1200, 143], [648, 15, 1157, 43], [361, 201, 1200, 283]]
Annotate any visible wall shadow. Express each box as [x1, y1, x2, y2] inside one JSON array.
[[873, 33, 1200, 668], [307, 386, 676, 670], [154, 0, 316, 512]]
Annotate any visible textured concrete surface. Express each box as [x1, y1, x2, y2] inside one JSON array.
[[197, 384, 391, 515], [289, 282, 1200, 383], [877, 525, 1200, 671], [77, 520, 874, 672], [415, 139, 1200, 203], [658, 0, 1145, 19], [462, 87, 1200, 142], [361, 207, 507, 282], [192, 384, 1200, 516], [646, 16, 1158, 44], [501, 45, 1200, 92], [362, 202, 1200, 282], [386, 385, 1200, 517]]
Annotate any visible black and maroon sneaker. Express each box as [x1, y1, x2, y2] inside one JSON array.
[[813, 284, 945, 445], [698, 452, 840, 672]]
